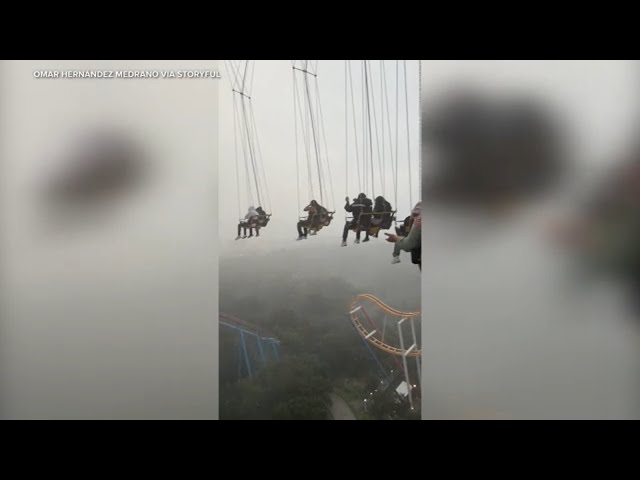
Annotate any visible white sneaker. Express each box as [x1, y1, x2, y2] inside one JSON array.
[[341, 240, 347, 247], [354, 239, 360, 244], [391, 256, 401, 264]]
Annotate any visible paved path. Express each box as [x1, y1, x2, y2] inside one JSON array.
[[329, 393, 356, 420]]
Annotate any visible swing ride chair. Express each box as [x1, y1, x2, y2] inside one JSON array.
[[393, 216, 411, 237], [347, 210, 397, 238], [240, 213, 272, 230], [299, 210, 336, 234]]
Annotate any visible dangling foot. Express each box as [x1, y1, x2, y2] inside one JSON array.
[[362, 237, 370, 243], [341, 240, 347, 247], [392, 255, 401, 264], [354, 238, 360, 244]]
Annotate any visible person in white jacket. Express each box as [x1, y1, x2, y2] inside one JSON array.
[[236, 206, 260, 240]]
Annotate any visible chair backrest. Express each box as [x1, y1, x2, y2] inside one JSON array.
[[411, 247, 421, 265]]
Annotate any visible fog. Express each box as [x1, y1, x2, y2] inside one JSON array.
[[221, 234, 421, 312], [218, 233, 421, 419], [217, 61, 422, 419]]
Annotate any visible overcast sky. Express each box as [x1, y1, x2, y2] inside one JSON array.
[[218, 60, 420, 253]]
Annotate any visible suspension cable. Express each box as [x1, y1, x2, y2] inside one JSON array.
[[418, 60, 422, 202], [239, 99, 253, 207], [293, 67, 301, 214], [315, 74, 325, 204], [345, 61, 349, 199], [302, 69, 323, 205], [362, 60, 367, 195], [369, 61, 384, 198], [302, 70, 313, 200], [380, 60, 386, 199], [315, 75, 336, 210], [240, 95, 262, 207], [293, 67, 314, 202], [395, 61, 400, 211], [404, 60, 413, 209], [383, 61, 398, 210], [236, 92, 253, 208], [348, 62, 361, 194], [248, 97, 271, 212], [364, 61, 374, 198], [233, 94, 241, 219]]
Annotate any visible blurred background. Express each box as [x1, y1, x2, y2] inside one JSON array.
[[421, 60, 640, 419], [0, 60, 219, 419]]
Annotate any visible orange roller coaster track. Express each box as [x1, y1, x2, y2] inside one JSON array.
[[349, 294, 421, 357]]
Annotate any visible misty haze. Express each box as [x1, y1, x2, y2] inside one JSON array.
[[218, 61, 422, 419]]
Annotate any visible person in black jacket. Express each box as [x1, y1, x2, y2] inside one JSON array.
[[341, 193, 372, 246], [297, 200, 327, 239], [370, 196, 393, 238], [253, 206, 269, 237]]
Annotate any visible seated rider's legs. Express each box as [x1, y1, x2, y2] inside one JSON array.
[[297, 220, 309, 238], [342, 221, 354, 242], [370, 217, 382, 237], [248, 215, 260, 237], [309, 215, 325, 234]]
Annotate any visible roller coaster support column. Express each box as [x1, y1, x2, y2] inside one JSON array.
[[347, 310, 389, 382], [410, 315, 421, 388], [240, 330, 253, 380], [271, 340, 280, 361], [257, 337, 266, 367], [398, 317, 414, 410]]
